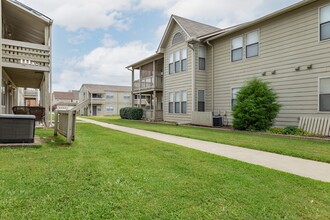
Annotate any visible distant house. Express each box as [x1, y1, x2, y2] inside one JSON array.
[[79, 84, 132, 116], [127, 0, 330, 128], [0, 0, 52, 126], [52, 91, 79, 110]]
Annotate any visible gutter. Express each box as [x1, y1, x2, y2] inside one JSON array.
[[206, 41, 214, 113]]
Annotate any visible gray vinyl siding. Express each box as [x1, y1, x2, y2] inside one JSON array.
[[210, 0, 330, 127], [163, 23, 193, 124]]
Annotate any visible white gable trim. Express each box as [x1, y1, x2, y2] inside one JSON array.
[[157, 15, 191, 53]]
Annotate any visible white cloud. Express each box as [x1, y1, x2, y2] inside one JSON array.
[[20, 0, 133, 31], [52, 41, 154, 91], [102, 34, 118, 47]]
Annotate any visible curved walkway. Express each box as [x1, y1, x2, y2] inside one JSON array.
[[78, 117, 330, 183]]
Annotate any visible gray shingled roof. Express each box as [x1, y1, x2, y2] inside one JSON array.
[[173, 15, 221, 38], [53, 91, 77, 100], [82, 84, 131, 93]]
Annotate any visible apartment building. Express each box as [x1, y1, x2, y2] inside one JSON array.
[[52, 91, 79, 110], [128, 0, 330, 128], [0, 0, 52, 125], [79, 84, 132, 116]]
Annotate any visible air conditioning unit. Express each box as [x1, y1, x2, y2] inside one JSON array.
[[0, 114, 36, 143]]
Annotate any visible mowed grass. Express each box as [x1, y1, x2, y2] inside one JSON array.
[[87, 116, 330, 163], [0, 124, 329, 219]]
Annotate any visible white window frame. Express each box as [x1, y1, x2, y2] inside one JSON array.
[[174, 51, 180, 73], [123, 94, 131, 99], [198, 46, 206, 70], [319, 4, 330, 42], [169, 53, 174, 74], [197, 89, 205, 112], [106, 93, 114, 99], [246, 30, 260, 58], [181, 48, 187, 72], [175, 92, 181, 113], [181, 91, 187, 114], [169, 92, 174, 113], [106, 106, 114, 112], [231, 87, 241, 111], [231, 36, 243, 62], [318, 77, 330, 112]]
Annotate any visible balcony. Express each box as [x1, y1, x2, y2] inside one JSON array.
[[90, 98, 105, 105], [134, 99, 148, 105], [2, 39, 50, 72], [133, 75, 163, 92]]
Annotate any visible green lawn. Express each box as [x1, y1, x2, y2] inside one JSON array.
[[86, 116, 330, 163], [0, 124, 329, 219]]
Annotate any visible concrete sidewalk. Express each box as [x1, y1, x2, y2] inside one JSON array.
[[78, 117, 330, 183]]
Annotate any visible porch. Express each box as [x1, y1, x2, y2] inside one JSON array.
[[0, 0, 53, 127]]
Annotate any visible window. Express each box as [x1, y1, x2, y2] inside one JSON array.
[[181, 48, 187, 71], [172, 32, 184, 45], [320, 77, 330, 111], [320, 5, 330, 41], [106, 106, 114, 112], [246, 31, 259, 58], [106, 93, 113, 99], [175, 92, 180, 113], [199, 46, 206, 70], [231, 88, 240, 110], [169, 53, 174, 74], [123, 94, 130, 99], [231, 36, 243, 62], [198, 90, 205, 112], [181, 91, 187, 114], [169, 92, 174, 113], [175, 51, 180, 73]]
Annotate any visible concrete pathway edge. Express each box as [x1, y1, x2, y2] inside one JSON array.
[[78, 117, 330, 183]]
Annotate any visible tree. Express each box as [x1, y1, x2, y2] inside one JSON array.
[[232, 78, 280, 131]]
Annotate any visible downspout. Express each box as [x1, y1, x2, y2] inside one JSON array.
[[206, 40, 214, 113], [187, 43, 195, 112]]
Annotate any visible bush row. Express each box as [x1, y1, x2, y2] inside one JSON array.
[[120, 107, 143, 120], [267, 126, 316, 137]]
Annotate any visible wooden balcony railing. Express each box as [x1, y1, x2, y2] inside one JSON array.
[[2, 39, 50, 71], [134, 99, 148, 105], [133, 75, 163, 92]]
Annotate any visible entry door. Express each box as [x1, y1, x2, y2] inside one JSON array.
[[92, 106, 97, 116]]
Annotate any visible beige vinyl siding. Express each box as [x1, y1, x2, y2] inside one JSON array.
[[163, 23, 193, 124], [210, 0, 330, 127]]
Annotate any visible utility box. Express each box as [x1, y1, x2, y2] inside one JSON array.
[[0, 114, 36, 143], [213, 116, 223, 127]]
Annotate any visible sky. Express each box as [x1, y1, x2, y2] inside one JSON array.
[[20, 0, 301, 92]]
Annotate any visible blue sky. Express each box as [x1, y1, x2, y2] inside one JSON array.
[[21, 0, 300, 91]]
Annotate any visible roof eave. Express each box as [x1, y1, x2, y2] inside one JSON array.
[[206, 0, 317, 42], [7, 0, 53, 24], [126, 53, 164, 69]]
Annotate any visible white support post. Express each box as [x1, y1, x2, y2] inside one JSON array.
[[153, 91, 156, 121], [153, 61, 156, 87], [131, 69, 134, 107], [44, 71, 50, 127]]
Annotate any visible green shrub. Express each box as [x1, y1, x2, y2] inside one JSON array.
[[268, 126, 310, 136], [283, 126, 308, 136], [120, 107, 143, 120], [267, 127, 285, 134], [232, 78, 281, 131]]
